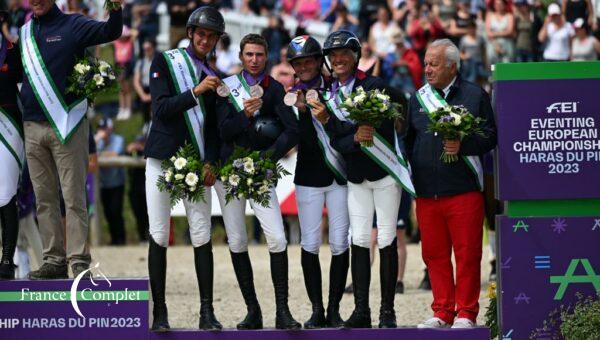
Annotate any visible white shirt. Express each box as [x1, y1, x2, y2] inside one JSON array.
[[544, 23, 575, 61], [441, 76, 457, 99]]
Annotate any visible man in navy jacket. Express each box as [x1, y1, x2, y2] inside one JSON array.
[[24, 0, 123, 280], [215, 33, 301, 330], [406, 39, 497, 329]]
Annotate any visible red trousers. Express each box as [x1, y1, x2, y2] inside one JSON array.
[[416, 191, 484, 324]]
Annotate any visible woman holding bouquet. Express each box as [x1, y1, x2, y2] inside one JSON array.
[[144, 7, 224, 331], [0, 11, 24, 280], [215, 33, 300, 330], [312, 30, 409, 329], [285, 36, 350, 328]]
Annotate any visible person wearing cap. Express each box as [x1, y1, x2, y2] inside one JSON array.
[[215, 33, 300, 330], [94, 118, 126, 245], [144, 6, 224, 331], [405, 39, 496, 329], [0, 10, 24, 280], [384, 32, 423, 95], [285, 35, 350, 329], [571, 17, 600, 60], [539, 3, 576, 61], [22, 0, 123, 281], [313, 30, 413, 329]]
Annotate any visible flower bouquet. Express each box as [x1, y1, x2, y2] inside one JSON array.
[[218, 148, 290, 208], [340, 86, 402, 147], [104, 0, 121, 12], [156, 143, 206, 207], [66, 57, 118, 103], [426, 105, 485, 163]]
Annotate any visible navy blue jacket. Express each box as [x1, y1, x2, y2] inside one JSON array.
[[404, 76, 497, 198], [20, 5, 122, 121], [294, 78, 346, 187], [144, 53, 220, 162], [216, 75, 298, 162], [325, 71, 395, 184]]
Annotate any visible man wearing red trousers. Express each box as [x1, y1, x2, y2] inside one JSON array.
[[404, 39, 497, 329]]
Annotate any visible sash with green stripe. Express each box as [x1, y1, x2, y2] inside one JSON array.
[[325, 87, 415, 196], [0, 107, 24, 207], [163, 48, 207, 159], [415, 83, 484, 190], [222, 74, 255, 115], [20, 21, 87, 144]]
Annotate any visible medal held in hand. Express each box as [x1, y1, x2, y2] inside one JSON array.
[[284, 91, 298, 106], [250, 84, 264, 98], [305, 89, 319, 102], [217, 84, 230, 97]]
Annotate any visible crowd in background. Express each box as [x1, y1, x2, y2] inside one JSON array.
[[1, 0, 598, 247]]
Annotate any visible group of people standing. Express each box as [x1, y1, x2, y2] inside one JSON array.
[[0, 1, 497, 332]]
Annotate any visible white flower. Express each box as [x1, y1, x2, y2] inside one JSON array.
[[185, 173, 199, 187], [99, 61, 111, 73], [344, 97, 353, 106], [243, 157, 252, 163], [170, 156, 176, 162], [262, 180, 268, 186], [229, 174, 240, 186], [93, 74, 104, 87], [379, 104, 388, 112], [353, 94, 366, 105], [376, 93, 389, 101], [244, 162, 255, 174], [221, 176, 227, 182], [189, 186, 196, 192], [175, 173, 184, 181], [450, 113, 462, 126], [174, 157, 187, 170], [108, 74, 116, 80], [74, 63, 89, 75], [259, 185, 269, 194], [165, 171, 173, 183], [237, 193, 244, 199], [247, 178, 253, 185]]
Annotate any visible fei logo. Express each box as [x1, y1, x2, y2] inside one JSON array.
[[70, 263, 111, 318], [546, 102, 578, 113]]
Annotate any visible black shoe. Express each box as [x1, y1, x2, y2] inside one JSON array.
[[0, 260, 16, 280], [418, 269, 431, 290], [378, 239, 398, 329], [28, 263, 68, 280], [489, 259, 497, 282], [151, 304, 170, 331], [344, 245, 371, 329], [71, 263, 91, 279], [149, 237, 170, 331], [301, 249, 326, 329], [326, 249, 349, 328], [271, 250, 301, 330], [343, 309, 371, 328], [231, 251, 263, 330], [194, 242, 222, 330], [378, 310, 397, 328], [395, 281, 405, 294]]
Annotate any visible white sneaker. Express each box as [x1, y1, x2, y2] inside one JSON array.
[[417, 317, 450, 328], [451, 318, 476, 328]]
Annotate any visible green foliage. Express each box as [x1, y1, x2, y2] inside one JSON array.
[[218, 147, 290, 208], [156, 143, 206, 207], [104, 0, 122, 12], [530, 293, 600, 340], [484, 282, 498, 339]]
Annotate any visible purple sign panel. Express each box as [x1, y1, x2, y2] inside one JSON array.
[[0, 278, 148, 339], [495, 78, 600, 200], [499, 216, 600, 339], [149, 328, 490, 340]]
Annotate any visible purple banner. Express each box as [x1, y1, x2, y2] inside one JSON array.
[[0, 278, 149, 339], [149, 328, 489, 340], [498, 216, 600, 339], [495, 78, 600, 200]]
